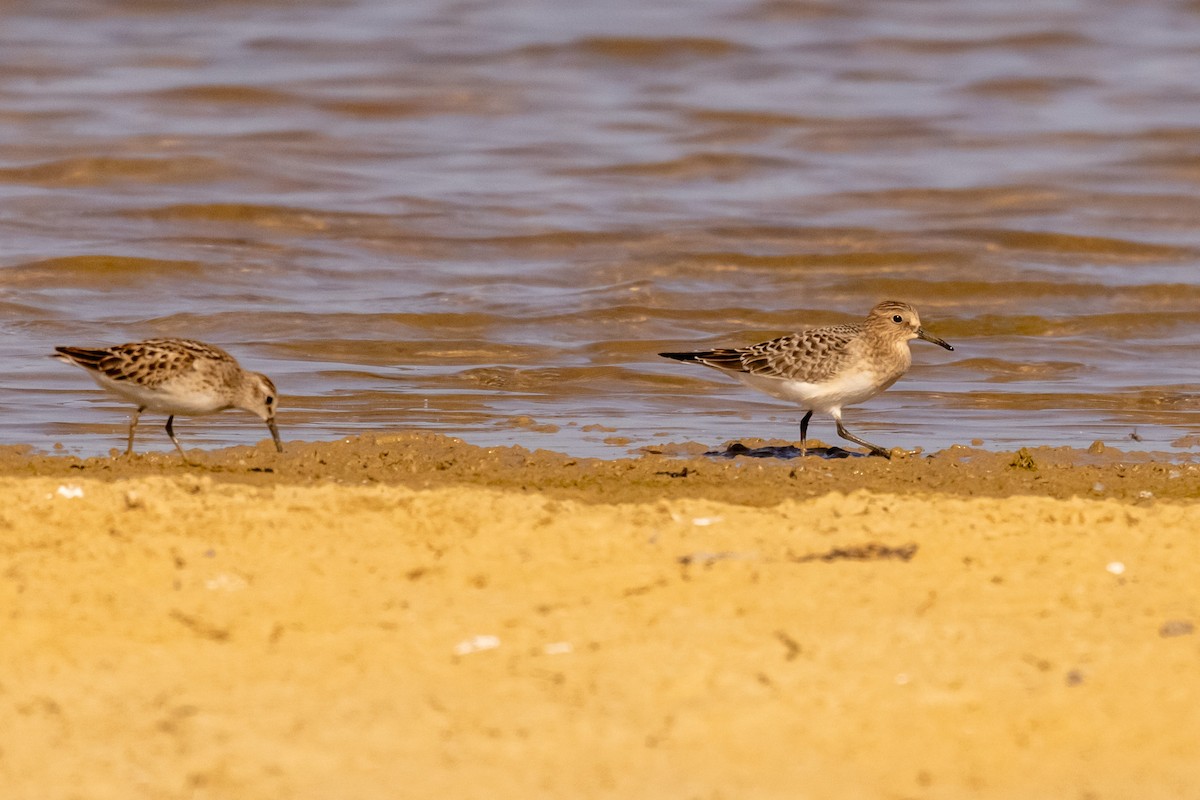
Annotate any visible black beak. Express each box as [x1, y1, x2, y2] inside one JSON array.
[[267, 418, 284, 453], [917, 327, 953, 351]]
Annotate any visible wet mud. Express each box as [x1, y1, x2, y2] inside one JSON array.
[[2, 432, 1196, 505]]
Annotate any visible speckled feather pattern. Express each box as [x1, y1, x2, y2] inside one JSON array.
[[55, 338, 246, 392], [678, 324, 866, 384]]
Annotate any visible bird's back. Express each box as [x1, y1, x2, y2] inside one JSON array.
[[661, 323, 863, 384], [55, 338, 234, 388]]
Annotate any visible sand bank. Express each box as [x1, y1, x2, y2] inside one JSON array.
[[2, 434, 1199, 798]]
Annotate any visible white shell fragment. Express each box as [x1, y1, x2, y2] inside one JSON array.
[[453, 634, 501, 656]]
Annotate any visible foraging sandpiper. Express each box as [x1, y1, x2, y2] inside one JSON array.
[[54, 337, 283, 460]]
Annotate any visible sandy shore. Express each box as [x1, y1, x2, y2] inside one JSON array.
[[3, 433, 1199, 798]]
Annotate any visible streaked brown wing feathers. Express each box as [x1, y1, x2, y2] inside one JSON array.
[[695, 325, 860, 383], [57, 338, 235, 387]]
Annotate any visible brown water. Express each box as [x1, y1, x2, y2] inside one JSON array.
[[4, 0, 1200, 458]]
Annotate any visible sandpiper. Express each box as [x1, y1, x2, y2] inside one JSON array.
[[660, 300, 953, 458], [54, 337, 283, 460]]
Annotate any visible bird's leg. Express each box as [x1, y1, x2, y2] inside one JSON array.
[[164, 415, 195, 464], [835, 419, 892, 459], [799, 410, 813, 457], [126, 407, 144, 456]]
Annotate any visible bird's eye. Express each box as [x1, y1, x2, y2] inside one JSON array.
[[891, 314, 904, 323], [265, 396, 275, 406]]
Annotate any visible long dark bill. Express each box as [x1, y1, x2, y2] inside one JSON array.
[[917, 328, 954, 351], [266, 418, 284, 453]]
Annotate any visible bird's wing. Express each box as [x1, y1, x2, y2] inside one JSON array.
[[57, 340, 209, 387], [683, 325, 861, 384]]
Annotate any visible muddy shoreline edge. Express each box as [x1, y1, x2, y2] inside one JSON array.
[[3, 431, 1197, 504]]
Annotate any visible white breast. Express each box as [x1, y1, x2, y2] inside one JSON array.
[[736, 369, 891, 414], [86, 372, 228, 415]]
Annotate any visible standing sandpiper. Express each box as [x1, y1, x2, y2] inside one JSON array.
[[660, 300, 953, 458], [54, 337, 283, 460]]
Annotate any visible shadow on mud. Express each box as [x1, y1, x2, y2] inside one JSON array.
[[704, 442, 875, 460]]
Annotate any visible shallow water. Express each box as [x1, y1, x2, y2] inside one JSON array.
[[3, 0, 1200, 458]]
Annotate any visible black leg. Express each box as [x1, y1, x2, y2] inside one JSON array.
[[164, 415, 193, 462], [126, 406, 144, 456], [835, 419, 891, 459], [799, 410, 813, 457]]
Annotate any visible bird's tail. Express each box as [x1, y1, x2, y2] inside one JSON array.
[[659, 351, 706, 363], [660, 349, 747, 371], [53, 346, 110, 368]]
